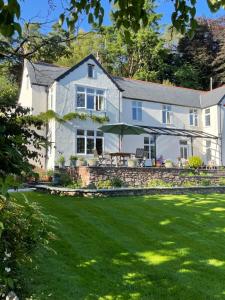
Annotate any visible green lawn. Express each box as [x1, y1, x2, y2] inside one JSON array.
[[15, 192, 225, 300]]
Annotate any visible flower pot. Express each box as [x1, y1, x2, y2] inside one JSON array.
[[88, 159, 98, 167], [165, 162, 173, 168], [77, 160, 87, 167], [70, 160, 77, 167]]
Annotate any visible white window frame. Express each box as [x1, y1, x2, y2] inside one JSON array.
[[189, 109, 198, 126], [132, 101, 142, 121], [162, 105, 172, 125], [180, 140, 188, 159], [76, 85, 106, 111], [76, 129, 104, 155], [205, 108, 211, 127], [205, 139, 212, 161]]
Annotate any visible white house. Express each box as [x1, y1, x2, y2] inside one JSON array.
[[18, 54, 225, 169]]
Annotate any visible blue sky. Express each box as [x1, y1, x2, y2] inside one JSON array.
[[20, 0, 225, 31]]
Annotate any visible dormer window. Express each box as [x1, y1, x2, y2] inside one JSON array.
[[88, 64, 94, 78]]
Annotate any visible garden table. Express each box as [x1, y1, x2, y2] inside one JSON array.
[[109, 152, 132, 166]]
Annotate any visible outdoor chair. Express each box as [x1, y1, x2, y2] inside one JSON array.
[[135, 148, 147, 167]]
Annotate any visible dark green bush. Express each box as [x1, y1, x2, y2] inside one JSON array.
[[58, 173, 72, 186], [111, 177, 123, 188]]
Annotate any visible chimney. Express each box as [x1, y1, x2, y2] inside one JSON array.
[[210, 77, 213, 91]]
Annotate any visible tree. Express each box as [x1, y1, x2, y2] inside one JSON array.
[[173, 63, 201, 89], [213, 40, 225, 85], [0, 106, 46, 178], [0, 0, 224, 40], [176, 18, 218, 90], [56, 31, 102, 67], [0, 75, 18, 105]]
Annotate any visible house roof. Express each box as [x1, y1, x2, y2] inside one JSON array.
[[26, 55, 225, 108], [200, 85, 225, 108], [26, 61, 69, 86], [113, 77, 203, 108]]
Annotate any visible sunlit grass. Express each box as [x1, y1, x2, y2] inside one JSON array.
[[14, 192, 225, 300]]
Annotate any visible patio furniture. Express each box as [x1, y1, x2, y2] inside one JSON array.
[[109, 152, 132, 166], [135, 148, 148, 167]]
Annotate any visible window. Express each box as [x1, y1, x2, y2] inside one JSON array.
[[189, 109, 198, 126], [205, 108, 211, 126], [77, 86, 85, 108], [76, 86, 105, 111], [88, 64, 94, 78], [132, 101, 142, 121], [162, 105, 172, 124], [76, 129, 104, 155], [49, 90, 53, 109], [144, 136, 156, 161], [77, 130, 85, 154], [206, 140, 211, 161], [180, 140, 188, 159]]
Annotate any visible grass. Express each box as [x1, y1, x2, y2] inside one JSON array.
[[14, 192, 225, 300]]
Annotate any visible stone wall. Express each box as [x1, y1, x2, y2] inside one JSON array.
[[35, 184, 225, 197], [66, 166, 224, 187]]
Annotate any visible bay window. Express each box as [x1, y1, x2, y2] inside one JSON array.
[[76, 86, 105, 111], [76, 129, 104, 155]]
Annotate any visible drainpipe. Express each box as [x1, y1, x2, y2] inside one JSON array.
[[190, 137, 193, 156], [45, 86, 49, 170], [219, 103, 223, 166]]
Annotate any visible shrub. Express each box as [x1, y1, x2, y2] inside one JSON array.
[[182, 181, 196, 187], [188, 156, 203, 169], [69, 155, 78, 161], [111, 177, 123, 188], [59, 173, 72, 186], [199, 179, 211, 186], [218, 178, 225, 186], [96, 180, 112, 189], [67, 180, 83, 189], [0, 192, 50, 298], [147, 179, 173, 187]]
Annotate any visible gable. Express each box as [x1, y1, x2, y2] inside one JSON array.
[[55, 54, 123, 91]]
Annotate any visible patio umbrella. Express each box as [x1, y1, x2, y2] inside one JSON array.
[[98, 122, 146, 152]]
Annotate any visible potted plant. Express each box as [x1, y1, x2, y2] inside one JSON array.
[[77, 157, 87, 167], [164, 159, 173, 168], [46, 169, 54, 182], [127, 158, 138, 167], [87, 158, 98, 167], [57, 155, 65, 168], [70, 155, 78, 167]]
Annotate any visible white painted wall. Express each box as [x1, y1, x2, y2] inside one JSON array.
[[121, 98, 203, 164], [19, 62, 48, 168], [48, 58, 121, 168]]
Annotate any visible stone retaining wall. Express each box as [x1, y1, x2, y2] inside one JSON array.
[[35, 185, 225, 197], [66, 166, 223, 187]]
